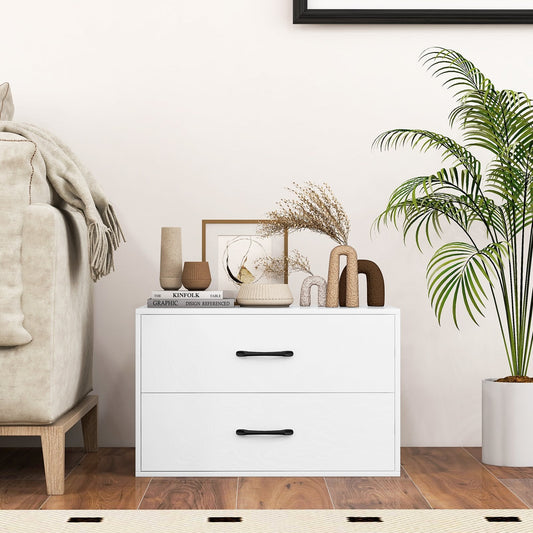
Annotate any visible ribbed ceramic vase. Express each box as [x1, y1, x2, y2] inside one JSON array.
[[236, 284, 293, 307], [182, 261, 211, 290], [159, 227, 182, 290]]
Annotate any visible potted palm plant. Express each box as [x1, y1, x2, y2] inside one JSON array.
[[375, 47, 533, 466]]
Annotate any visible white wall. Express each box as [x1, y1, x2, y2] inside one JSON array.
[[2, 1, 532, 446]]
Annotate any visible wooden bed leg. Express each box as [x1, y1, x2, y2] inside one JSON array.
[[41, 427, 65, 495], [82, 404, 98, 453]]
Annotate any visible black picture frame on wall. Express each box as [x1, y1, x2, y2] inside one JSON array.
[[293, 0, 533, 23]]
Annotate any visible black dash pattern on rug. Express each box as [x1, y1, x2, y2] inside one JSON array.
[[347, 516, 383, 522], [67, 517, 104, 523], [485, 516, 521, 522], [208, 517, 243, 523]]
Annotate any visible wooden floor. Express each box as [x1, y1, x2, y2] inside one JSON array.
[[1, 447, 533, 510]]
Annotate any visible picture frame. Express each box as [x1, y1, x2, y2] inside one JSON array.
[[201, 220, 289, 291], [293, 0, 533, 24]]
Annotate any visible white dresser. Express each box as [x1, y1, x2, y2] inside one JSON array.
[[135, 306, 400, 477]]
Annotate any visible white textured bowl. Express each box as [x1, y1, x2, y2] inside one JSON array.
[[236, 283, 294, 307]]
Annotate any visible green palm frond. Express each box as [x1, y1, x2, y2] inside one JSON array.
[[426, 241, 505, 326], [372, 129, 481, 183], [375, 47, 533, 376], [421, 47, 493, 99], [424, 48, 533, 155], [375, 166, 499, 244], [487, 142, 533, 201]]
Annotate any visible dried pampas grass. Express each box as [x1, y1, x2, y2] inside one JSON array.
[[256, 249, 313, 279], [259, 182, 350, 246]]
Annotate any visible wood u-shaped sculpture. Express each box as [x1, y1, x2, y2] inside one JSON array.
[[326, 245, 359, 308], [339, 259, 385, 307]]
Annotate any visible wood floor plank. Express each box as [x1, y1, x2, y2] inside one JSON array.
[[465, 447, 533, 479], [500, 480, 533, 508], [402, 447, 527, 509], [237, 478, 332, 509], [326, 469, 431, 509], [42, 448, 149, 510], [0, 480, 48, 509], [2, 447, 530, 510], [140, 478, 237, 509], [0, 447, 85, 480]]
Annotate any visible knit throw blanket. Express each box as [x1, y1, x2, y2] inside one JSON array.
[[0, 121, 124, 281]]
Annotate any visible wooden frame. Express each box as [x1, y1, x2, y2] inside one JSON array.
[[0, 395, 98, 495], [201, 219, 289, 287], [293, 0, 533, 24]]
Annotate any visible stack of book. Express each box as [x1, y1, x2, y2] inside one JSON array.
[[147, 290, 237, 308]]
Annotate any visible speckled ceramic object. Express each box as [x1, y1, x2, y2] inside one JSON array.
[[237, 283, 293, 307], [159, 227, 182, 290], [182, 261, 211, 290], [326, 245, 359, 308], [300, 276, 327, 307]]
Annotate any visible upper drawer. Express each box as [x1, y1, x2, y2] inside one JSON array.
[[140, 313, 396, 393]]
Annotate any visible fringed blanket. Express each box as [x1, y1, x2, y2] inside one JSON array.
[[0, 121, 124, 281]]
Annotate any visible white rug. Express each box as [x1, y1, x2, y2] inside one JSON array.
[[1, 509, 532, 532]]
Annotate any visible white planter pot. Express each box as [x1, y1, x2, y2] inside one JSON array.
[[482, 378, 533, 466]]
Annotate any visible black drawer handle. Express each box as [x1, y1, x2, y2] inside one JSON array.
[[236, 429, 294, 436], [236, 350, 294, 357]]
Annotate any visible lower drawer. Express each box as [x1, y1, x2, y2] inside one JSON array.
[[139, 392, 396, 474]]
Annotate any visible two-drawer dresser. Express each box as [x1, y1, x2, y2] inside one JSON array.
[[135, 306, 400, 477]]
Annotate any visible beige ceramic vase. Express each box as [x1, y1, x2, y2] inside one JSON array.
[[159, 227, 182, 290], [182, 261, 211, 290]]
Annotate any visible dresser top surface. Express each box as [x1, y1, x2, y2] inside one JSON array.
[[136, 306, 400, 316]]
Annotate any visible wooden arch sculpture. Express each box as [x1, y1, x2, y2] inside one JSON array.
[[326, 245, 359, 308], [339, 260, 385, 307]]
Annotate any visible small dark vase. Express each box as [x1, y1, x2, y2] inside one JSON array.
[[182, 261, 211, 290]]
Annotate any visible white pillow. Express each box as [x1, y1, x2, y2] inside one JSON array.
[[0, 83, 14, 121]]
